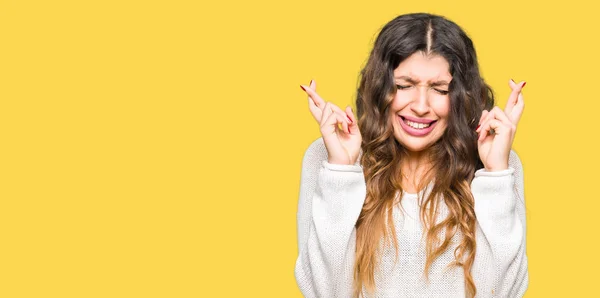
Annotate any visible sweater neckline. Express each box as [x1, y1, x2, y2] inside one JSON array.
[[400, 181, 434, 199], [403, 191, 418, 198]]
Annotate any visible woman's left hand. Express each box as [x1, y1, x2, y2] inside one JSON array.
[[476, 79, 526, 171]]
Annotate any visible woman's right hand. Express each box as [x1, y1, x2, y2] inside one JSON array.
[[300, 80, 362, 165]]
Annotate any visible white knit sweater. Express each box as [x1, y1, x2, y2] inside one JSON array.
[[294, 138, 528, 298]]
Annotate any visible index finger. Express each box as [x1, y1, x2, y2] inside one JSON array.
[[300, 83, 326, 109], [504, 79, 526, 122], [508, 92, 525, 125]]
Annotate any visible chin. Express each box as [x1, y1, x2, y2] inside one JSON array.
[[392, 128, 442, 153], [397, 140, 433, 152]]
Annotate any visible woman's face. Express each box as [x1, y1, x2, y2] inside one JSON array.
[[389, 51, 452, 153]]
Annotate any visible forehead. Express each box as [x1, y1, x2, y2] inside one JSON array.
[[393, 52, 451, 81]]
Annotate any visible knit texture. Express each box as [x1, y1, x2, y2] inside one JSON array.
[[294, 138, 528, 298]]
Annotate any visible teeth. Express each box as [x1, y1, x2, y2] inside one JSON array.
[[406, 120, 430, 129]]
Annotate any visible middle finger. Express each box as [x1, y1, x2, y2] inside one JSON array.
[[301, 83, 326, 109]]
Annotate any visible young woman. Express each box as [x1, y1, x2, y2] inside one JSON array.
[[294, 13, 528, 297]]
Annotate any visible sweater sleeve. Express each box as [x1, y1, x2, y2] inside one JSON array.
[[294, 138, 367, 298], [471, 150, 529, 297]]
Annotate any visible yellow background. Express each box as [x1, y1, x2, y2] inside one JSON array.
[[1, 0, 598, 297]]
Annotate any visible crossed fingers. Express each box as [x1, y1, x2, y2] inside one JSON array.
[[476, 79, 526, 141], [301, 80, 355, 134]]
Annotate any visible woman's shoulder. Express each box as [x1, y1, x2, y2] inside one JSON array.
[[303, 137, 327, 163], [508, 149, 524, 172]]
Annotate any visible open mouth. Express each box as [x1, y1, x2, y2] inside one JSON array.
[[398, 116, 438, 136]]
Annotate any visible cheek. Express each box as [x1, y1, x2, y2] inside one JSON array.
[[432, 96, 451, 117], [390, 92, 412, 110]]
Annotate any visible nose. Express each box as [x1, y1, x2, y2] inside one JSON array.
[[410, 85, 430, 116]]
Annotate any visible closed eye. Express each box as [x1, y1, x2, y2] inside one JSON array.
[[397, 84, 449, 95]]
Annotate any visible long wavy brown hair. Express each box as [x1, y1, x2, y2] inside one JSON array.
[[352, 13, 494, 297]]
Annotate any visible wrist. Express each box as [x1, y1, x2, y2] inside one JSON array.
[[322, 160, 363, 172], [476, 167, 514, 177], [327, 157, 352, 165], [484, 161, 509, 172], [485, 165, 509, 172]]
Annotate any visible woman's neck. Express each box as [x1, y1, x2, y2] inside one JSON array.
[[401, 150, 433, 194]]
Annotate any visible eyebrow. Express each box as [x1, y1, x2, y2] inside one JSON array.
[[395, 76, 450, 87]]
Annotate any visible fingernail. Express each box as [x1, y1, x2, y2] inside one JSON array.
[[347, 115, 353, 123], [521, 81, 527, 88], [309, 79, 313, 86], [475, 124, 480, 131], [510, 78, 515, 83], [300, 85, 306, 91]]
